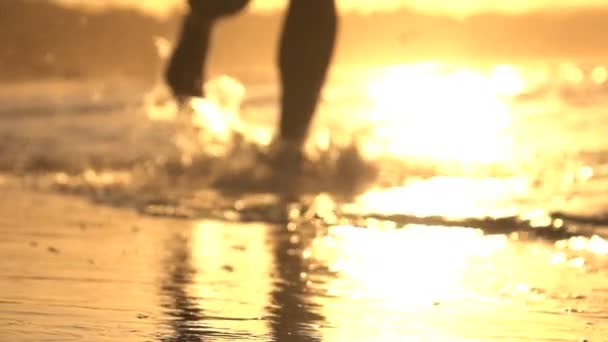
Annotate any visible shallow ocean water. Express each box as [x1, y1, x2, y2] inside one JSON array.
[[1, 62, 608, 341]]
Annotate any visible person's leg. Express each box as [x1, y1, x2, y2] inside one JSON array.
[[165, 10, 209, 100], [165, 0, 249, 100], [278, 0, 338, 148]]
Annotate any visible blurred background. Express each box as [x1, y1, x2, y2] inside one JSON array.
[[4, 0, 608, 81]]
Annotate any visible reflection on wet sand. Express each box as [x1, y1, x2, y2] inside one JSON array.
[[267, 223, 325, 341], [310, 224, 607, 341], [159, 221, 326, 341], [160, 222, 272, 340], [161, 233, 210, 341], [0, 187, 607, 341]]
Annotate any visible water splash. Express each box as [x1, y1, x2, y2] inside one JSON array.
[[4, 62, 608, 242]]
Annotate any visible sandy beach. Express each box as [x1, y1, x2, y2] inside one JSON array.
[[1, 176, 606, 341]]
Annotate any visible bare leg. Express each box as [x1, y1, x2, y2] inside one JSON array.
[[278, 0, 338, 147], [165, 12, 210, 99], [165, 0, 249, 100]]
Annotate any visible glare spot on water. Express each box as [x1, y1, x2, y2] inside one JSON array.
[[588, 235, 608, 255], [312, 224, 509, 307], [569, 237, 589, 252], [361, 63, 517, 164], [344, 176, 529, 218], [557, 235, 608, 256], [525, 210, 553, 228], [302, 249, 312, 259], [567, 257, 585, 268], [550, 252, 567, 265], [515, 283, 531, 294], [489, 64, 526, 96], [553, 218, 564, 229], [559, 63, 584, 84], [576, 166, 594, 182], [591, 66, 607, 85]]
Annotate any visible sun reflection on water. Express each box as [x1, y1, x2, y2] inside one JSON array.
[[557, 235, 608, 256], [188, 221, 272, 331], [311, 224, 509, 306], [361, 63, 523, 164], [304, 221, 608, 341], [343, 176, 530, 219]]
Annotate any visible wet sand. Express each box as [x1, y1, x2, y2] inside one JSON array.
[[1, 178, 607, 341]]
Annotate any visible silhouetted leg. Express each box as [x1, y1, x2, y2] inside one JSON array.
[[166, 0, 249, 100], [278, 0, 337, 147], [165, 11, 210, 99]]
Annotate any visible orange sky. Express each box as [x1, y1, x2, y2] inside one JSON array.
[[53, 0, 608, 17]]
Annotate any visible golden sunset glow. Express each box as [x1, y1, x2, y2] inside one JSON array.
[[344, 176, 529, 218], [5, 0, 608, 340], [190, 221, 272, 326], [591, 66, 608, 85], [52, 0, 608, 17], [360, 63, 523, 163], [556, 235, 608, 256], [312, 224, 509, 306]]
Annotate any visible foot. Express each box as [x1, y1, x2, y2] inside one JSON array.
[[265, 138, 306, 198]]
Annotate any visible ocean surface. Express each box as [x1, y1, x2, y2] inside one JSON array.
[[1, 62, 607, 341]]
